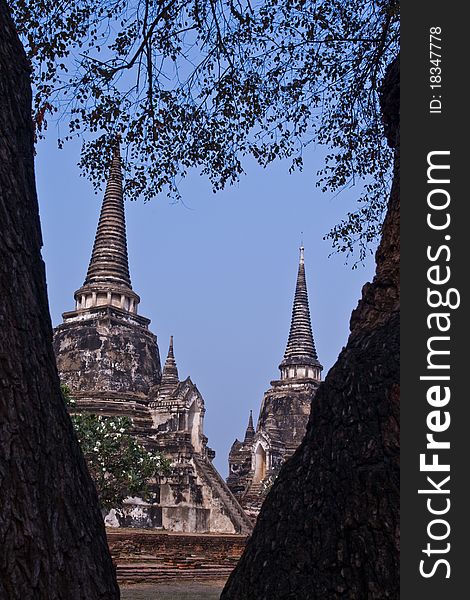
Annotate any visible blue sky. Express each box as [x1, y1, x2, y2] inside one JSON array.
[[36, 136, 376, 476]]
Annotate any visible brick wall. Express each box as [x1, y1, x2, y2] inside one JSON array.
[[107, 529, 248, 585]]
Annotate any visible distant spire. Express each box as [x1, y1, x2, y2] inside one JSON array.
[[244, 410, 255, 443], [84, 143, 131, 289], [158, 336, 180, 397], [279, 246, 322, 380]]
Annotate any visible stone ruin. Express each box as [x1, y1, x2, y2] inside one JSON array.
[[227, 246, 322, 519], [53, 144, 322, 534], [53, 146, 252, 535]]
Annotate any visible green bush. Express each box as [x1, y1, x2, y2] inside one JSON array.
[[62, 385, 171, 509]]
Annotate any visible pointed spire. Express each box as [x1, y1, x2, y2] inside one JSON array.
[[72, 142, 141, 315], [244, 410, 255, 443], [279, 245, 322, 381], [158, 336, 180, 398], [84, 143, 131, 289]]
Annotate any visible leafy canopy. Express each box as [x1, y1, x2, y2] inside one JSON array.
[[11, 0, 399, 259], [62, 386, 171, 509]]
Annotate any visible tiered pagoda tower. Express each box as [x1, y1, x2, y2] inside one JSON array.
[[227, 246, 323, 519], [53, 146, 161, 422], [279, 246, 322, 382], [53, 147, 251, 534]]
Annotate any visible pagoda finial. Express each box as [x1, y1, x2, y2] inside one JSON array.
[[84, 143, 131, 288], [158, 336, 180, 398], [73, 141, 141, 315], [279, 245, 322, 381], [244, 410, 255, 443]]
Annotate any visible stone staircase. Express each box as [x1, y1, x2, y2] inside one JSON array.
[[240, 481, 266, 521], [194, 456, 253, 535], [243, 482, 264, 497]]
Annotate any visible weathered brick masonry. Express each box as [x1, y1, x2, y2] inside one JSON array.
[[227, 246, 323, 519], [107, 530, 247, 584], [53, 145, 252, 535]]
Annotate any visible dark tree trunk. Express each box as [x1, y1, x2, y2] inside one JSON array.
[[222, 57, 400, 600], [0, 2, 120, 598]]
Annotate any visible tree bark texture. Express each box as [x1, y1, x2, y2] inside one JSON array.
[[0, 2, 120, 598], [221, 57, 400, 600]]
